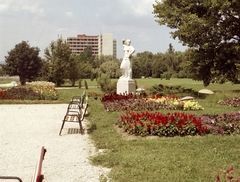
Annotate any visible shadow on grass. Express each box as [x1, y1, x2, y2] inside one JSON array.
[[86, 124, 97, 134]]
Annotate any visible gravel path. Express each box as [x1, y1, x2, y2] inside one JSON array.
[[0, 104, 106, 182]]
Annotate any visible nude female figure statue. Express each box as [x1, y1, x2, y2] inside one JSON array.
[[120, 39, 135, 79]]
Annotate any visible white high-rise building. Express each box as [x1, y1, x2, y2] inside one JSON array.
[[67, 33, 117, 58]]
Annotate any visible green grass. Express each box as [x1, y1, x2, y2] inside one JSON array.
[[1, 78, 240, 181], [88, 96, 240, 182]]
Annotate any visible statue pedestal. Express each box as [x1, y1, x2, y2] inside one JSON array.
[[117, 78, 136, 94]]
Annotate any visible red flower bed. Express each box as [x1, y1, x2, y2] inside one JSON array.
[[116, 111, 208, 137]]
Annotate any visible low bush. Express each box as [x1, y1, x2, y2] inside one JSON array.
[[148, 84, 198, 98]]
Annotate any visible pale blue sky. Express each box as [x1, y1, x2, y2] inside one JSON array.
[[0, 0, 187, 61]]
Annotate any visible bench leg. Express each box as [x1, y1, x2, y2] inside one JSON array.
[[59, 120, 65, 136], [78, 121, 84, 134]]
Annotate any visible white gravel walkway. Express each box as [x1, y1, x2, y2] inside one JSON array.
[[0, 104, 105, 182]]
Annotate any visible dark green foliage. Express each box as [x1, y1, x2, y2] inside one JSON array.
[[3, 41, 42, 85], [102, 82, 117, 94], [161, 72, 172, 80], [97, 74, 116, 94], [148, 84, 198, 97], [84, 80, 88, 89], [44, 38, 72, 86], [177, 70, 188, 78], [153, 0, 240, 86]]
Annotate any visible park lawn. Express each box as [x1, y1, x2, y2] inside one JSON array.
[[84, 78, 240, 182], [87, 94, 240, 182], [1, 78, 240, 181]]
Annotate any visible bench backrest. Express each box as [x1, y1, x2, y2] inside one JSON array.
[[32, 146, 47, 182]]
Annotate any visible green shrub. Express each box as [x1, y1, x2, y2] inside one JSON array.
[[177, 70, 188, 78], [161, 72, 172, 80], [84, 80, 88, 89], [97, 74, 116, 94], [148, 84, 198, 97]]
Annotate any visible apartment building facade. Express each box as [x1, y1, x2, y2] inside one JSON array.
[[67, 33, 117, 58]]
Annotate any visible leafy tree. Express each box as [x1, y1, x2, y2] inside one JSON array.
[[0, 66, 6, 76], [92, 55, 121, 79], [67, 55, 80, 86], [36, 59, 50, 81], [93, 55, 108, 69], [44, 38, 71, 86], [99, 60, 121, 78], [152, 53, 168, 78], [67, 53, 93, 86], [132, 57, 141, 78], [81, 46, 95, 66], [3, 41, 42, 85], [153, 0, 240, 86], [134, 51, 154, 78]]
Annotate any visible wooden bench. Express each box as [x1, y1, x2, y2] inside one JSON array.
[[0, 146, 46, 182], [32, 146, 47, 182], [59, 97, 88, 135]]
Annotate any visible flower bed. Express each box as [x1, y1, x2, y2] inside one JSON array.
[[216, 167, 240, 182], [101, 94, 204, 112], [0, 81, 58, 100], [200, 112, 240, 135], [218, 97, 240, 107], [116, 111, 240, 137], [0, 87, 41, 100], [116, 111, 207, 137], [26, 81, 55, 87], [101, 94, 240, 137], [32, 86, 58, 100]]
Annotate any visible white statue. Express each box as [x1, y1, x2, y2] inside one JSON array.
[[120, 39, 135, 79]]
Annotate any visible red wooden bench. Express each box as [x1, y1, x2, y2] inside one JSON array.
[[32, 146, 47, 182], [0, 146, 46, 182]]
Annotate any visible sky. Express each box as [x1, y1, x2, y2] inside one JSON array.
[[0, 0, 187, 61]]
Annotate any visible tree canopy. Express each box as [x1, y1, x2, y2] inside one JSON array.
[[153, 0, 240, 86], [3, 41, 42, 85], [44, 38, 72, 86]]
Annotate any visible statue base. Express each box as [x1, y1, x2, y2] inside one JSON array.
[[117, 78, 136, 94]]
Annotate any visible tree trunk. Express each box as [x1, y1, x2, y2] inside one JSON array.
[[20, 76, 26, 85]]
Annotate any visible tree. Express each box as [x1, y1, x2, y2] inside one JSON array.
[[153, 0, 240, 86], [44, 38, 71, 86], [99, 60, 121, 78], [3, 41, 42, 85], [67, 53, 93, 86], [0, 66, 6, 76], [151, 53, 168, 78], [132, 57, 141, 78], [67, 55, 80, 86], [134, 51, 154, 78]]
